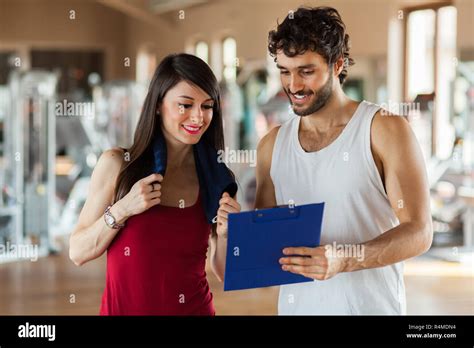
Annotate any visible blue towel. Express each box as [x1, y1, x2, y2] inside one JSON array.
[[151, 134, 238, 224]]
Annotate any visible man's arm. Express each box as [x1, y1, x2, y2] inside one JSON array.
[[342, 111, 433, 271], [280, 112, 433, 279], [255, 126, 279, 209]]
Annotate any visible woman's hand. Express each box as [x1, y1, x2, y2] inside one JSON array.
[[216, 192, 241, 238], [114, 173, 163, 220]]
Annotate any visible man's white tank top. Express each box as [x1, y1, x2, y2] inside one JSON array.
[[271, 101, 406, 315]]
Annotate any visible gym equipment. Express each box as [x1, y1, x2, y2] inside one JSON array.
[[91, 80, 146, 151], [0, 70, 58, 262], [52, 80, 146, 238]]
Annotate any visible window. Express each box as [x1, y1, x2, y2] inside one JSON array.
[[405, 3, 457, 158], [406, 9, 436, 100], [222, 37, 237, 82], [195, 41, 209, 64], [136, 48, 156, 85]]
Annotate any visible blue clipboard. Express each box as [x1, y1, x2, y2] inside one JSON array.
[[224, 202, 325, 291]]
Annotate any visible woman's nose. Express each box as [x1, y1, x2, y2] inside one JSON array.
[[189, 106, 203, 124]]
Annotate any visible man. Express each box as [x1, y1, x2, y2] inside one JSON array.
[[255, 6, 432, 314]]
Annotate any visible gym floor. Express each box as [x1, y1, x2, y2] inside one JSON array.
[[0, 243, 472, 315]]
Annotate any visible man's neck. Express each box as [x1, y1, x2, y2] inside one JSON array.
[[300, 88, 355, 132]]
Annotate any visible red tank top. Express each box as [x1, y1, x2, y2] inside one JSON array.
[[100, 189, 215, 315]]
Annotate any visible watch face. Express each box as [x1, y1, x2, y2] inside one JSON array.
[[106, 215, 115, 226]]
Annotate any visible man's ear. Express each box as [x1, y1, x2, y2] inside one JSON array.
[[333, 57, 345, 78]]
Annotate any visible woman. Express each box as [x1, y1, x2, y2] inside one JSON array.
[[69, 53, 241, 315]]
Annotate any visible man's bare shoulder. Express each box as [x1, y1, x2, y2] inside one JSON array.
[[257, 125, 281, 157], [371, 109, 419, 160]]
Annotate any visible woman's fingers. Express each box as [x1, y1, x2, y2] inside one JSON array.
[[218, 203, 239, 214], [141, 173, 163, 185], [219, 196, 241, 211], [216, 193, 240, 237], [149, 183, 161, 193], [146, 190, 162, 200], [148, 197, 161, 207], [217, 209, 228, 219], [217, 193, 241, 232]]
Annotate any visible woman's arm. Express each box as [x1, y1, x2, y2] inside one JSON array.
[[69, 148, 127, 266], [209, 193, 241, 282], [209, 225, 227, 282], [69, 148, 163, 266]]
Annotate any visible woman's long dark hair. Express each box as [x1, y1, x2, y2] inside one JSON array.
[[113, 53, 225, 203]]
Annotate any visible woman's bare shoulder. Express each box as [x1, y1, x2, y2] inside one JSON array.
[[92, 147, 126, 183]]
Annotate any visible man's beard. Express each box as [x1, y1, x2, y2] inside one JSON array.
[[286, 75, 333, 117]]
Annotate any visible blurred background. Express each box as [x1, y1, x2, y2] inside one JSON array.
[[0, 0, 472, 315]]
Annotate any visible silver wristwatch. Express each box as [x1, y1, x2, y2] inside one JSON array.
[[104, 205, 125, 229]]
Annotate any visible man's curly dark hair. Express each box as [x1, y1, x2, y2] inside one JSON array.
[[268, 6, 355, 85]]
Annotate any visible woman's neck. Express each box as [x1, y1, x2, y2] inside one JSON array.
[[162, 131, 194, 170]]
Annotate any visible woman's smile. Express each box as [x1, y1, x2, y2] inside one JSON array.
[[181, 124, 203, 135]]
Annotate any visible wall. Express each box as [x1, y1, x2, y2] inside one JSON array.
[[455, 0, 474, 58], [0, 0, 129, 79], [1, 0, 472, 82]]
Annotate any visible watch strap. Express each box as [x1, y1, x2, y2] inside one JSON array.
[[104, 205, 125, 229]]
